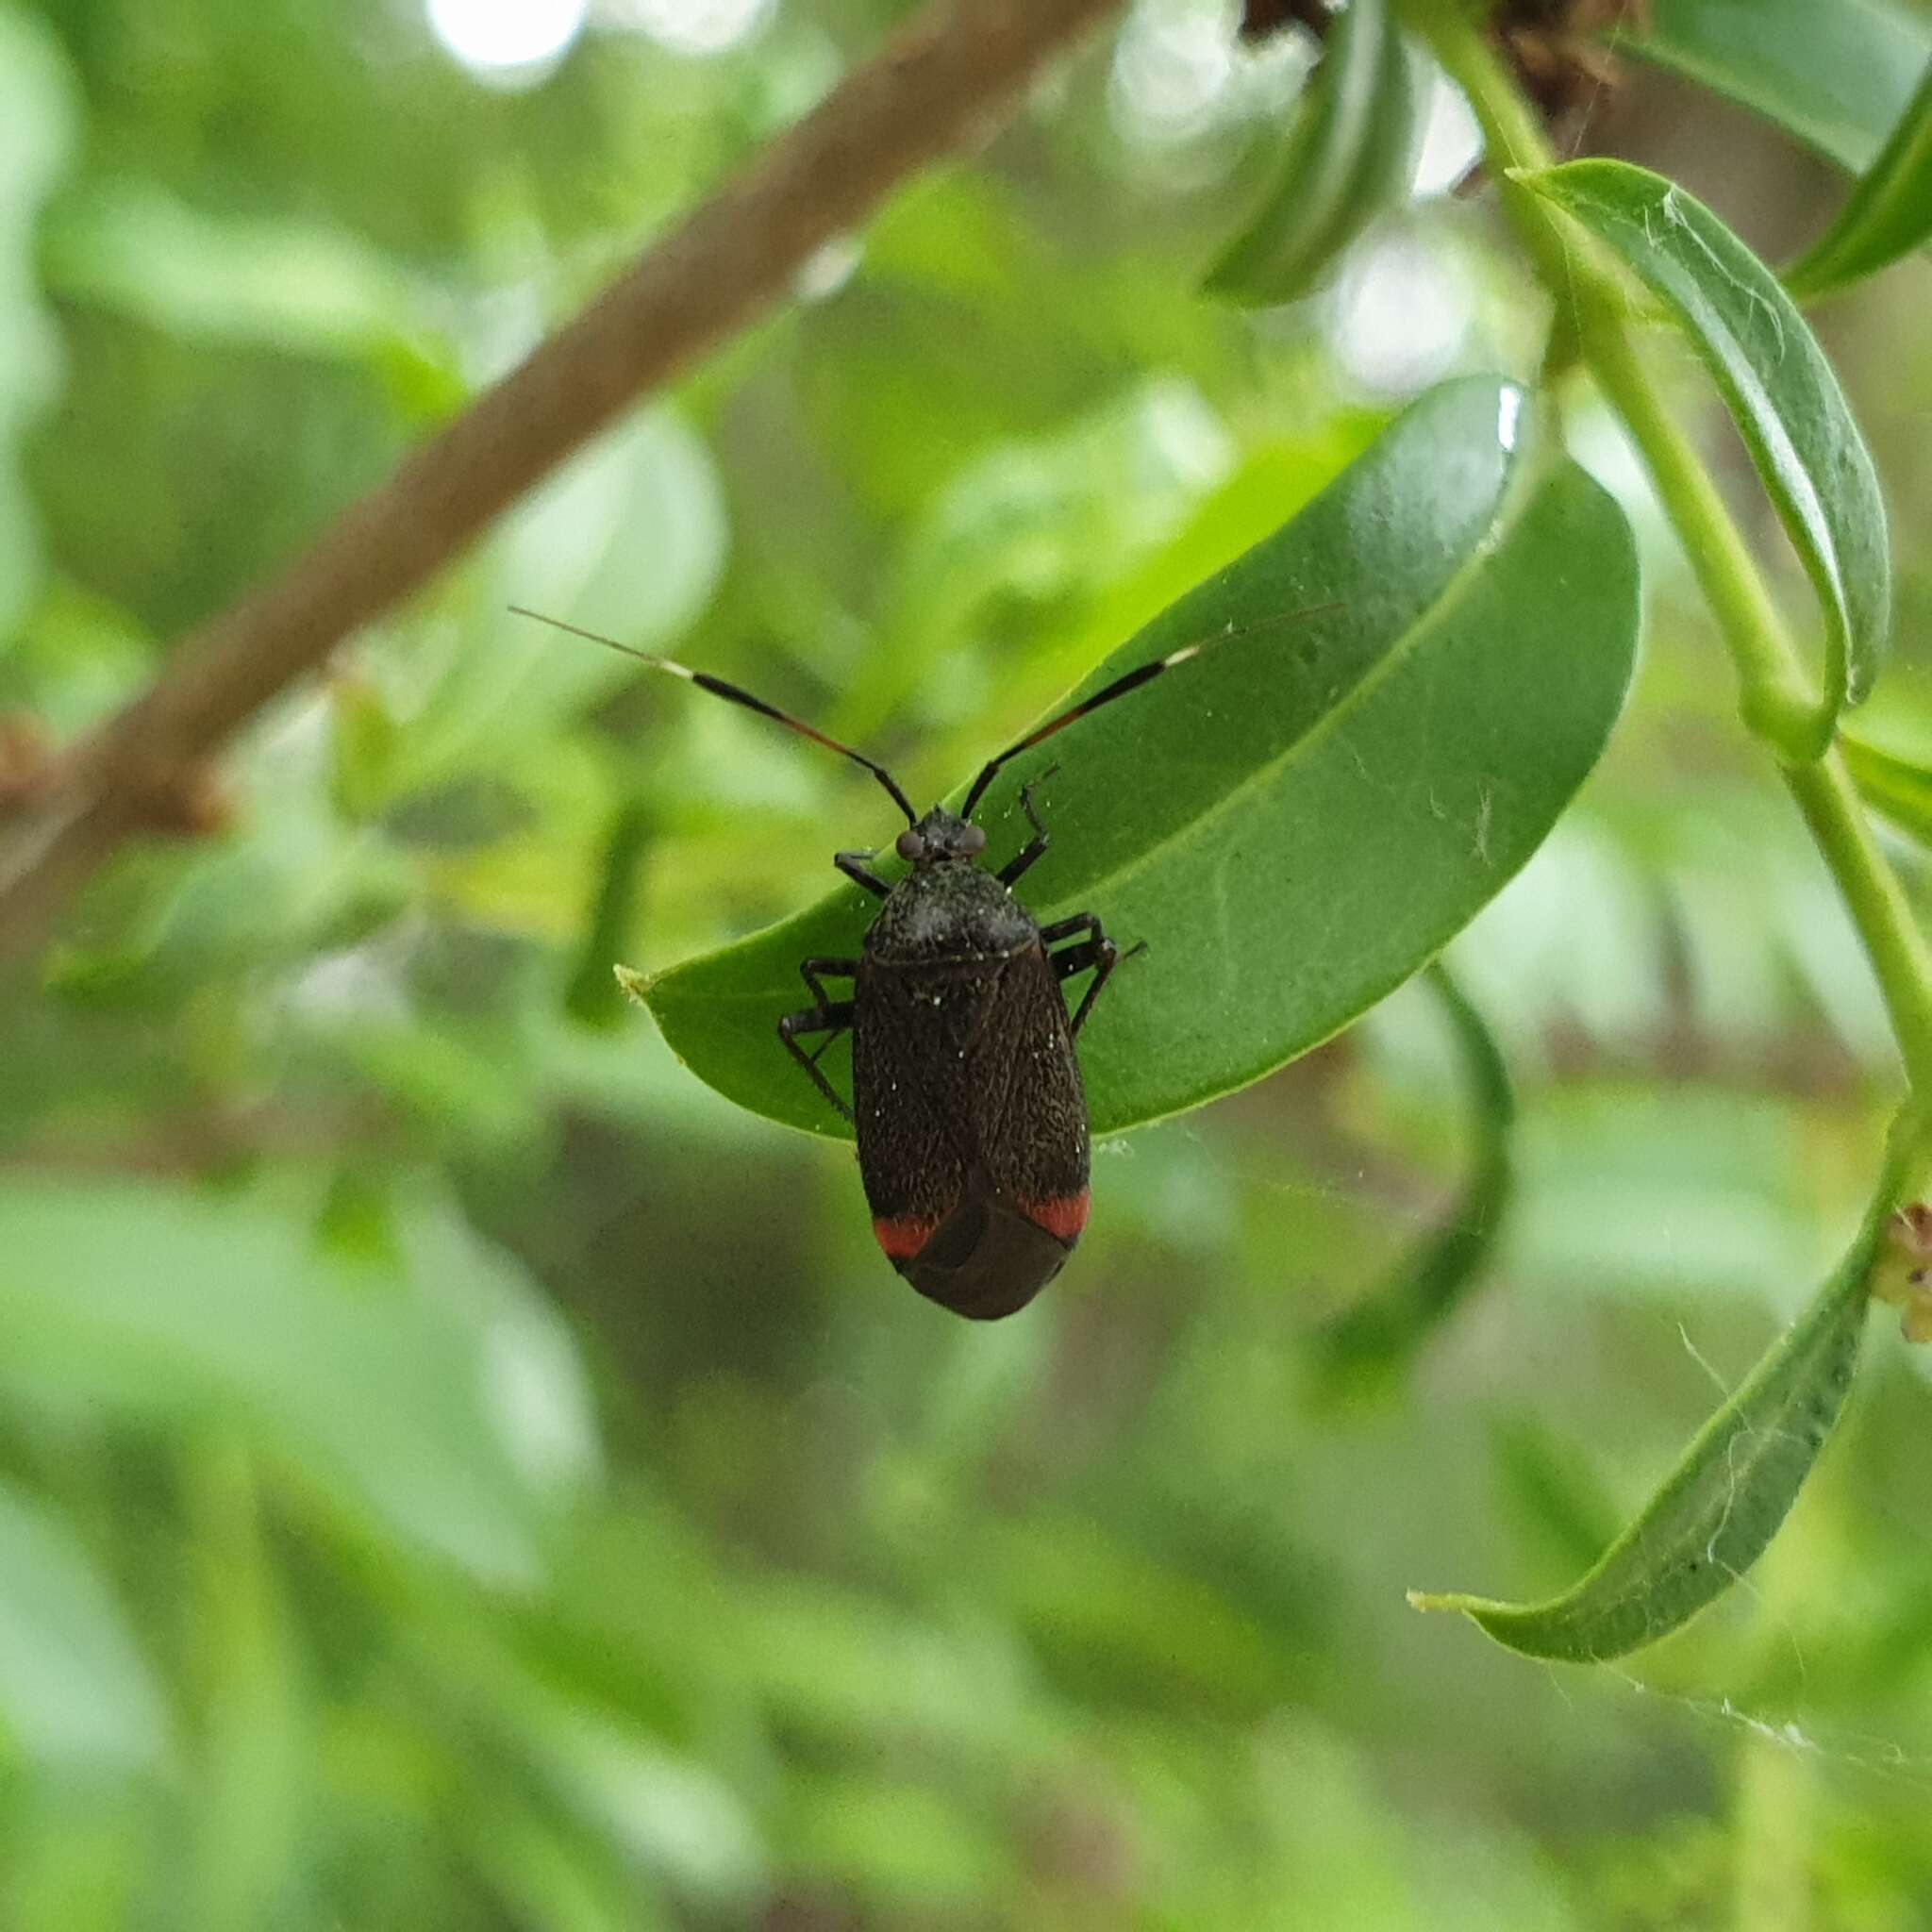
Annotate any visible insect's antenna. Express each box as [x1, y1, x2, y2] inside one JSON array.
[[510, 607, 919, 827], [959, 601, 1344, 819]]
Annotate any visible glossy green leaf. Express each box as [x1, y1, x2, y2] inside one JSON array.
[[1786, 60, 1932, 296], [1841, 734, 1932, 845], [1205, 0, 1421, 304], [642, 376, 1639, 1140], [1313, 965, 1514, 1395], [1627, 0, 1931, 175], [1521, 159, 1890, 724], [1410, 1117, 1916, 1661]]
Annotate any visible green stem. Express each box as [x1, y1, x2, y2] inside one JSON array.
[[1410, 0, 1932, 1097], [1584, 324, 1827, 758], [1787, 753, 1932, 1062]]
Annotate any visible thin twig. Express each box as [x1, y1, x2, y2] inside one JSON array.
[[0, 0, 1124, 965]]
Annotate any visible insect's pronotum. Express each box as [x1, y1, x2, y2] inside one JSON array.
[[516, 606, 1326, 1319]]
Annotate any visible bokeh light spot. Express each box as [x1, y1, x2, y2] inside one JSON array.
[[1330, 232, 1473, 398], [426, 0, 588, 76], [1108, 4, 1238, 148]]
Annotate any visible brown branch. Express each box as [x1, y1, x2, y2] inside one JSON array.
[[0, 0, 1125, 965]]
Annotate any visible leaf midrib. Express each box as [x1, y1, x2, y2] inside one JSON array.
[[655, 438, 1541, 1010], [1022, 446, 1541, 934]]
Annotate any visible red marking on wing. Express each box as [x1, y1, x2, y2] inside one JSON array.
[[873, 1215, 940, 1262], [1019, 1190, 1090, 1244]]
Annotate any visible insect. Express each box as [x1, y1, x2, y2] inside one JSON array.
[[514, 607, 1314, 1320]]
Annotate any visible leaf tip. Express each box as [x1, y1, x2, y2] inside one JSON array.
[[1408, 1588, 1531, 1648], [612, 963, 652, 1008], [1406, 1588, 1479, 1616]]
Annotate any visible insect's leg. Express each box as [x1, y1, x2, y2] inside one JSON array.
[[779, 1005, 857, 1121], [1041, 913, 1145, 1038], [1040, 913, 1100, 951], [835, 851, 891, 898], [777, 958, 859, 1121], [779, 1003, 855, 1116], [799, 957, 858, 1008], [997, 764, 1059, 888]]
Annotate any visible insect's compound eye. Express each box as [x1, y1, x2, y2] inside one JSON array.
[[958, 823, 987, 857], [895, 828, 927, 862]]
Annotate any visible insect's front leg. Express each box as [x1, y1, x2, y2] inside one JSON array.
[[1041, 913, 1144, 1038], [777, 956, 860, 1122], [835, 851, 891, 897], [997, 765, 1059, 888]]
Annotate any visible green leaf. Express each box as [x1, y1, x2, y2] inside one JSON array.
[[1520, 159, 1890, 725], [0, 1183, 595, 1586], [784, 1777, 1008, 1907], [1627, 0, 1931, 175], [1312, 964, 1514, 1394], [1785, 60, 1932, 296], [407, 408, 727, 790], [39, 178, 461, 411], [0, 1480, 168, 1773], [1840, 734, 1932, 845], [566, 800, 655, 1029], [182, 1452, 304, 1932], [1205, 0, 1422, 305], [642, 376, 1639, 1140], [1409, 1114, 1917, 1661], [0, 8, 77, 632], [988, 1510, 1297, 1716], [326, 671, 404, 822], [1489, 1416, 1624, 1585]]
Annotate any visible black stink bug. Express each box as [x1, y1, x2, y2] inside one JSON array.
[[515, 608, 1311, 1321]]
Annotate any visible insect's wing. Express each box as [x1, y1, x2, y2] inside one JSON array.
[[973, 943, 1090, 1238], [853, 955, 1006, 1243], [855, 944, 1091, 1321], [899, 1167, 1076, 1320]]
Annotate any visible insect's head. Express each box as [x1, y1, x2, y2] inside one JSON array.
[[895, 808, 986, 868]]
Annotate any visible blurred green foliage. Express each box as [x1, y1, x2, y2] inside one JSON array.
[[1, 0, 1932, 1926]]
